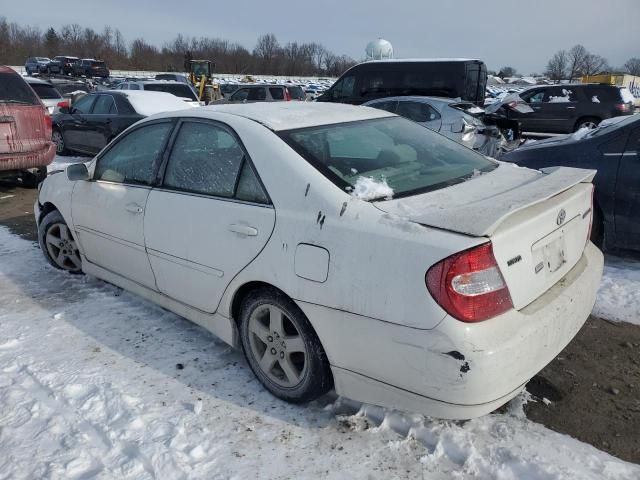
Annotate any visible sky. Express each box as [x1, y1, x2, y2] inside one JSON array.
[[3, 0, 639, 74]]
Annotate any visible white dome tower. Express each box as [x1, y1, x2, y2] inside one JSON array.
[[365, 38, 394, 61]]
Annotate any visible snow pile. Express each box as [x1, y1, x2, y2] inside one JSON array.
[[350, 176, 394, 201], [620, 88, 635, 104], [572, 127, 592, 141], [1, 228, 639, 478], [592, 95, 600, 103], [123, 91, 196, 116], [593, 255, 640, 325], [549, 95, 571, 103]]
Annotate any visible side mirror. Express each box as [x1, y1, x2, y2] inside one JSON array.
[[66, 163, 89, 182]]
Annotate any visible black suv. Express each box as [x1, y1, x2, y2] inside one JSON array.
[[505, 84, 634, 134], [50, 56, 79, 75], [72, 59, 110, 78]]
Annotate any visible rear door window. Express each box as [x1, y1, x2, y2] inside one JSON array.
[[396, 101, 440, 122], [269, 88, 284, 100], [0, 73, 40, 105], [247, 88, 267, 101], [163, 122, 245, 197], [368, 100, 398, 113]]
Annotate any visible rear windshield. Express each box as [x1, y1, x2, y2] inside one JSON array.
[[0, 73, 40, 105], [30, 83, 62, 99], [143, 83, 197, 100], [279, 116, 496, 200], [287, 86, 305, 100]]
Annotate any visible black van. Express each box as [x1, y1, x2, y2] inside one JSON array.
[[317, 59, 487, 106]]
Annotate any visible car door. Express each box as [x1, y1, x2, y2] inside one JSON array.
[[71, 120, 175, 289], [518, 89, 545, 131], [614, 125, 640, 248], [228, 88, 250, 103], [62, 94, 96, 151], [88, 94, 118, 153], [539, 87, 580, 133], [144, 119, 276, 312]]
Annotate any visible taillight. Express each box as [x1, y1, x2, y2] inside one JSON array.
[[57, 100, 69, 108], [426, 243, 513, 322], [43, 110, 52, 134], [284, 88, 292, 101], [614, 103, 630, 113]]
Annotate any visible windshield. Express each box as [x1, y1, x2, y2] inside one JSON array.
[[144, 83, 197, 100], [279, 116, 497, 200]]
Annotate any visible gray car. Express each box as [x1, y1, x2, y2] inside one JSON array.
[[213, 84, 306, 104], [114, 80, 200, 106], [364, 96, 509, 157], [25, 57, 52, 75]]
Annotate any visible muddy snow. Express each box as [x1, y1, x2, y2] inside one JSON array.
[[1, 226, 639, 479]]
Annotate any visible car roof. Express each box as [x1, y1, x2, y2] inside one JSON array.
[[362, 58, 480, 64], [188, 102, 396, 131], [0, 66, 19, 74]]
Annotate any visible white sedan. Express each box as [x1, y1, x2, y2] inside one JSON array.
[[35, 103, 604, 419]]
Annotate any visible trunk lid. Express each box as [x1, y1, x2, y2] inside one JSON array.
[[376, 163, 595, 309], [0, 103, 50, 156]]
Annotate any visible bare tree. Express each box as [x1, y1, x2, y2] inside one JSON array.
[[567, 44, 588, 81], [624, 58, 640, 76], [498, 66, 517, 78], [581, 53, 609, 77], [545, 50, 568, 83]]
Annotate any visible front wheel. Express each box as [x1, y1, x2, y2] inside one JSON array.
[[239, 288, 333, 403], [38, 210, 83, 273], [52, 129, 69, 155]]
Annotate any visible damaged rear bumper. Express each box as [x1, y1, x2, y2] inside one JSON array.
[[299, 242, 603, 419]]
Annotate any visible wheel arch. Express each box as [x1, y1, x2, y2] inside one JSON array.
[[38, 201, 59, 225], [230, 281, 287, 326], [574, 115, 601, 132]]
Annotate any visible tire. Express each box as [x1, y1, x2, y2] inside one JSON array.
[[590, 206, 604, 250], [239, 287, 333, 403], [38, 210, 83, 274], [52, 128, 69, 156], [21, 167, 47, 188], [574, 117, 600, 132]]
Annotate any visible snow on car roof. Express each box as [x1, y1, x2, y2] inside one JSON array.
[[362, 58, 480, 63], [121, 91, 197, 116], [201, 102, 395, 131]]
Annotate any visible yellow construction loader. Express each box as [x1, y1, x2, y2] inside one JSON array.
[[188, 60, 222, 104]]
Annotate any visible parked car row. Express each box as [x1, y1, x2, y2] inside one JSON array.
[[25, 56, 109, 78]]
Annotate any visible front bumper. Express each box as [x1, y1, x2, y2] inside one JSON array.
[[301, 242, 603, 419]]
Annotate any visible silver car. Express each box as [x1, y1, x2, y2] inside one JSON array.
[[25, 77, 64, 114], [364, 96, 507, 157]]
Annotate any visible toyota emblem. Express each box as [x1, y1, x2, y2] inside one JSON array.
[[557, 208, 566, 225]]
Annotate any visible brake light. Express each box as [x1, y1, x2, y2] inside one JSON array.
[[426, 243, 513, 322], [284, 88, 292, 101], [57, 101, 69, 108], [43, 110, 52, 135]]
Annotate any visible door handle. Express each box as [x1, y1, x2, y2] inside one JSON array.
[[125, 203, 144, 214], [228, 224, 258, 236], [566, 106, 576, 109]]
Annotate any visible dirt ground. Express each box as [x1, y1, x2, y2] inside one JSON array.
[[1, 180, 639, 465]]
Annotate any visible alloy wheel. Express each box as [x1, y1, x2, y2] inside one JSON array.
[[44, 223, 82, 272], [247, 304, 308, 388]]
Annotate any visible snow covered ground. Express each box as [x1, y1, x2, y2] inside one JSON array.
[[594, 255, 640, 326], [1, 232, 640, 478]]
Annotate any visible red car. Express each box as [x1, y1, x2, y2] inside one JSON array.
[[0, 66, 55, 187]]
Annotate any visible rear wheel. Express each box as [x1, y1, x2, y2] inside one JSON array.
[[574, 117, 600, 132], [239, 288, 333, 403], [38, 210, 83, 273]]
